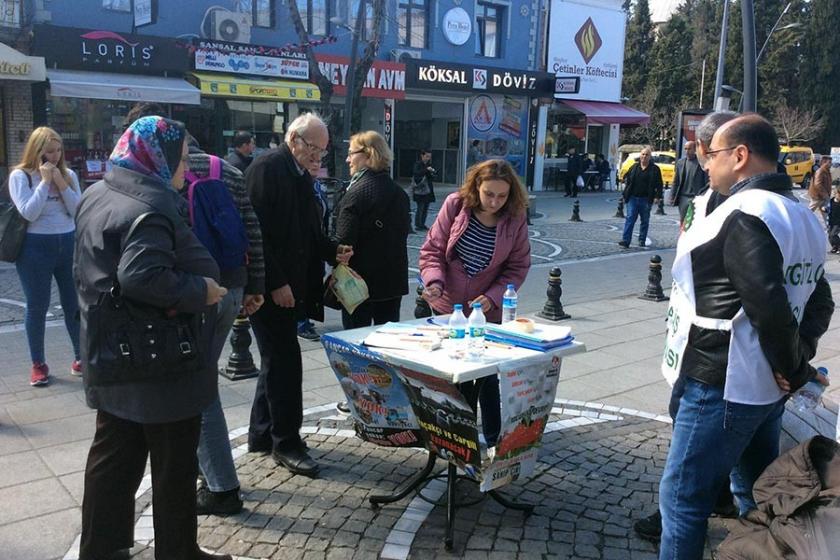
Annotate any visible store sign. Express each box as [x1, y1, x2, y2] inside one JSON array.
[[406, 59, 554, 97], [33, 24, 188, 75], [442, 8, 472, 46], [315, 54, 405, 100], [468, 93, 529, 178], [0, 42, 46, 81], [554, 76, 581, 95], [526, 100, 540, 188], [196, 49, 308, 80], [195, 75, 320, 102], [548, 0, 625, 102], [383, 100, 393, 147]]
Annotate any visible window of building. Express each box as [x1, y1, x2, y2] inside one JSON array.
[[397, 0, 427, 49], [102, 0, 130, 11], [0, 0, 22, 26], [331, 1, 373, 41], [234, 0, 274, 27], [298, 0, 328, 35], [476, 2, 502, 58]]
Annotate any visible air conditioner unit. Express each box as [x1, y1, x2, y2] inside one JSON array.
[[211, 10, 252, 43], [391, 49, 421, 64]]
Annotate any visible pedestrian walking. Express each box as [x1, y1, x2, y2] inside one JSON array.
[[618, 146, 662, 248], [74, 116, 231, 560], [225, 131, 255, 174], [669, 141, 707, 222], [335, 130, 410, 329], [245, 112, 352, 477], [8, 127, 82, 386], [828, 188, 840, 253], [809, 155, 832, 225], [658, 114, 834, 560], [412, 149, 436, 230], [419, 159, 531, 446], [564, 146, 582, 198]]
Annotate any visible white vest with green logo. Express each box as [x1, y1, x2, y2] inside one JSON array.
[[662, 188, 826, 405]]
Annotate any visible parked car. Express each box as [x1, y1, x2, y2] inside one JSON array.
[[779, 145, 815, 189], [618, 150, 676, 187]]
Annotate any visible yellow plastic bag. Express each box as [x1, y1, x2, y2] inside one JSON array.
[[331, 263, 369, 314]]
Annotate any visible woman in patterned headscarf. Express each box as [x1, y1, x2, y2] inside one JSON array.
[[73, 116, 231, 560]]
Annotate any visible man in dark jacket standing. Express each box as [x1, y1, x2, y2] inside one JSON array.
[[619, 147, 663, 248], [245, 113, 352, 477], [657, 114, 834, 560], [670, 141, 707, 222], [226, 131, 255, 174], [564, 146, 582, 198], [412, 149, 436, 230]]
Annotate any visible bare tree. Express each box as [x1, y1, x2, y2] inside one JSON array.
[[773, 102, 826, 145]]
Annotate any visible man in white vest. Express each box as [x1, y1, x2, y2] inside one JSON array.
[[658, 113, 834, 560]]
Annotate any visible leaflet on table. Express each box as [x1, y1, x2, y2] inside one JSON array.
[[322, 335, 423, 448], [397, 366, 483, 476], [480, 358, 562, 491]]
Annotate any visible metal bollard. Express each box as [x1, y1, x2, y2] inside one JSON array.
[[569, 200, 582, 222], [414, 284, 432, 319], [639, 255, 669, 302], [537, 267, 571, 321], [614, 198, 625, 218], [220, 313, 260, 380], [655, 198, 666, 216]]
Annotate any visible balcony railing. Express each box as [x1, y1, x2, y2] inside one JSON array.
[[0, 0, 21, 28]]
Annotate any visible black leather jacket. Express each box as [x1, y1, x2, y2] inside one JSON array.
[[683, 173, 834, 391]]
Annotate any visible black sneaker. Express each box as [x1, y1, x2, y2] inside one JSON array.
[[297, 327, 320, 342], [633, 510, 661, 542], [618, 241, 630, 248], [196, 486, 243, 516]]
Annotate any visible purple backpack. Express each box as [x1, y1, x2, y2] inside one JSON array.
[[185, 155, 249, 270]]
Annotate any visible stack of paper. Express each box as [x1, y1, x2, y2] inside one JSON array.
[[485, 322, 573, 351], [362, 322, 445, 352]]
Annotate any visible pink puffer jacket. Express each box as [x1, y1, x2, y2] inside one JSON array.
[[419, 192, 531, 323]]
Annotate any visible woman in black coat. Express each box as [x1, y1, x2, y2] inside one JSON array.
[[335, 131, 411, 328], [412, 148, 436, 230]]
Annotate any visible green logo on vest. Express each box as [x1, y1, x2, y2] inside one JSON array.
[[784, 262, 823, 286], [682, 201, 695, 231]]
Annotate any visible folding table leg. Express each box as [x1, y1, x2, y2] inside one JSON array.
[[444, 462, 457, 551], [369, 451, 437, 508]]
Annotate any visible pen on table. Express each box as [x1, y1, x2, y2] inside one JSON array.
[[485, 340, 514, 350]]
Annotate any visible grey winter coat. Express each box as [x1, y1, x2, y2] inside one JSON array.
[[74, 166, 220, 424]]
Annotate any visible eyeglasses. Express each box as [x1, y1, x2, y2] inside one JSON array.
[[296, 135, 329, 159], [704, 146, 741, 159], [348, 148, 366, 156]]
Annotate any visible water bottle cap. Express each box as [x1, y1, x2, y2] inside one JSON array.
[[472, 302, 481, 308], [817, 366, 829, 375], [507, 284, 515, 290], [453, 304, 463, 310]]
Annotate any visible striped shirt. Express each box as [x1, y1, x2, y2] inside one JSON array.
[[455, 214, 497, 277]]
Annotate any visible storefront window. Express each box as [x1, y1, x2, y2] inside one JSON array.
[[544, 108, 585, 159], [398, 0, 427, 49]]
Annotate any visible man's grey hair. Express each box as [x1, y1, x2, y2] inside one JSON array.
[[640, 145, 653, 155], [696, 111, 737, 147], [285, 112, 327, 144]]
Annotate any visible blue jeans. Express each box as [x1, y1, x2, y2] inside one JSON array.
[[15, 231, 80, 364], [658, 378, 785, 560], [622, 197, 651, 245], [197, 287, 243, 492]]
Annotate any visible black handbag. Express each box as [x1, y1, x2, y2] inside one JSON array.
[[0, 172, 31, 263], [83, 212, 206, 386]]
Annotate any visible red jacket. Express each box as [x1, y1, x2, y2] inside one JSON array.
[[419, 193, 531, 322]]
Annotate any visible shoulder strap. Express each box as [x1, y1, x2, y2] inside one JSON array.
[[112, 212, 175, 297], [208, 155, 222, 180]]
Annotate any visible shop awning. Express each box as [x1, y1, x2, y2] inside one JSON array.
[[559, 100, 650, 126], [47, 69, 201, 105], [190, 72, 320, 102]]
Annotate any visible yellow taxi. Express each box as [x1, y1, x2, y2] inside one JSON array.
[[778, 146, 815, 188], [618, 150, 677, 186]]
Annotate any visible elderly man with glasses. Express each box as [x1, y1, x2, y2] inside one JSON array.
[[245, 113, 352, 477]]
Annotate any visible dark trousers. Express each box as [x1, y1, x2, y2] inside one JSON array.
[[564, 174, 578, 197], [415, 200, 430, 228], [248, 301, 304, 452], [677, 195, 694, 223], [80, 410, 201, 560], [341, 297, 402, 330], [829, 225, 840, 249]]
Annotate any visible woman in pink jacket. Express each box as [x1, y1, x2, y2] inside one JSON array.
[[419, 159, 531, 445]]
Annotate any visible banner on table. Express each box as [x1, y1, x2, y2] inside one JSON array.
[[480, 357, 562, 491], [322, 336, 422, 447]]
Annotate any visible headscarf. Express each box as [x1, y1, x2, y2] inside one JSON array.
[[110, 116, 186, 185]]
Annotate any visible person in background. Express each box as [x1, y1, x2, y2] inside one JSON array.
[[245, 112, 352, 477], [123, 102, 167, 130], [619, 146, 662, 248], [226, 131, 255, 174], [9, 127, 82, 386], [335, 131, 410, 328], [268, 133, 282, 150], [564, 146, 582, 198], [595, 154, 611, 191], [670, 141, 708, 222], [467, 139, 483, 168], [419, 159, 531, 446], [810, 155, 832, 225], [412, 149, 436, 231], [74, 116, 230, 560], [828, 187, 840, 253]]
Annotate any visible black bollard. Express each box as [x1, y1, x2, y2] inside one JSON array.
[[614, 198, 625, 218], [639, 255, 669, 302], [537, 267, 571, 321], [569, 200, 582, 222], [655, 198, 666, 216], [414, 284, 432, 319], [220, 312, 260, 380]]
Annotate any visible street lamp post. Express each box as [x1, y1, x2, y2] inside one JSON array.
[[742, 0, 757, 112], [713, 0, 730, 107], [756, 22, 802, 64]]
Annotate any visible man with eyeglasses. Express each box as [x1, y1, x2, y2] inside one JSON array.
[[245, 113, 353, 477], [657, 113, 834, 560]]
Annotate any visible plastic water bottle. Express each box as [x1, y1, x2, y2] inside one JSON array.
[[448, 304, 467, 359], [502, 284, 518, 324], [791, 367, 829, 412], [468, 302, 486, 359]]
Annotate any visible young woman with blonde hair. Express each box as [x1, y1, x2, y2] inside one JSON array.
[[9, 126, 82, 386]]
